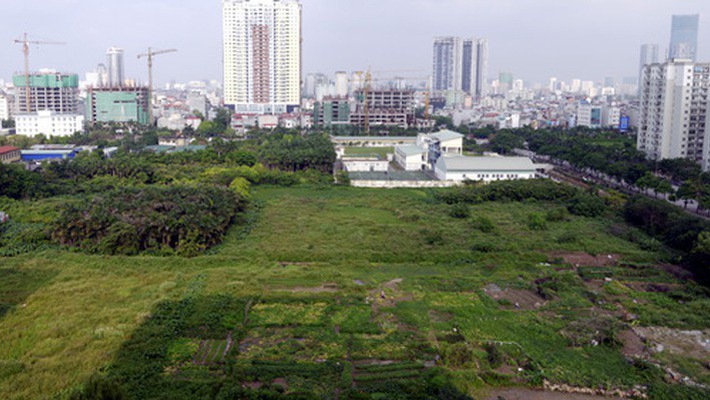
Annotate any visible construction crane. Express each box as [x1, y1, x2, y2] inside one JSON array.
[[13, 33, 65, 113], [137, 47, 177, 125]]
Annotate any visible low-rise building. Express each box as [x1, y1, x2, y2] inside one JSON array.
[[341, 156, 389, 172], [434, 156, 536, 182], [159, 136, 192, 147], [395, 145, 428, 171], [15, 111, 84, 137], [0, 146, 21, 164]]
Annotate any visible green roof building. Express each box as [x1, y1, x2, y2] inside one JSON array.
[[86, 87, 150, 125], [314, 97, 350, 128]]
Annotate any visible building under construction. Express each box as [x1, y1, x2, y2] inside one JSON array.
[[314, 96, 351, 128], [12, 72, 79, 114], [350, 89, 416, 129], [86, 86, 150, 125]]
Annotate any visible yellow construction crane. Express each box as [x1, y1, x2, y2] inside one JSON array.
[[13, 33, 65, 113], [137, 47, 177, 125]]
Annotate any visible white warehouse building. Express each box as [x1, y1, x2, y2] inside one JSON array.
[[434, 156, 537, 182]]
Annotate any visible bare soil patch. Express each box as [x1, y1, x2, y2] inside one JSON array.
[[618, 329, 647, 358], [623, 282, 681, 293], [274, 283, 339, 293], [484, 284, 546, 310], [634, 327, 710, 358], [368, 278, 412, 310], [550, 252, 620, 268], [485, 388, 611, 400]]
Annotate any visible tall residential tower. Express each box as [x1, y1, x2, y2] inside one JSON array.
[[432, 37, 487, 102], [222, 0, 302, 114], [637, 60, 710, 172], [639, 44, 659, 94]]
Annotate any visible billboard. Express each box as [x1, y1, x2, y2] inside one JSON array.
[[619, 116, 630, 132]]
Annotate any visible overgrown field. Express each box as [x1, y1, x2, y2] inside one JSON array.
[[1, 186, 709, 399]]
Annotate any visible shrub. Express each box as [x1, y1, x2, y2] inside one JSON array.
[[527, 213, 548, 231], [567, 194, 607, 217], [449, 203, 471, 219], [546, 207, 568, 222], [474, 216, 496, 233]]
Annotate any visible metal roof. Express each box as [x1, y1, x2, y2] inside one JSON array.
[[437, 156, 535, 172], [395, 144, 427, 156], [429, 129, 464, 142]]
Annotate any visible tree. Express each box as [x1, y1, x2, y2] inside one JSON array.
[[655, 178, 674, 200], [489, 130, 524, 154]]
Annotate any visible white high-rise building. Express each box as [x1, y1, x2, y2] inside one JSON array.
[[107, 47, 125, 87], [638, 60, 710, 171], [223, 0, 302, 114], [0, 92, 11, 121], [334, 71, 348, 97], [602, 105, 621, 129], [432, 37, 487, 101], [639, 44, 659, 95]]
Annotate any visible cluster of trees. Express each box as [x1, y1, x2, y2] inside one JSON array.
[[623, 196, 710, 280], [52, 186, 244, 256], [437, 179, 607, 218], [515, 128, 710, 210], [257, 132, 336, 172]]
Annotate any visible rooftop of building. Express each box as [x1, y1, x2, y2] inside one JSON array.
[[331, 136, 417, 142], [348, 170, 435, 181], [428, 129, 464, 142], [436, 156, 535, 171], [0, 146, 20, 155], [395, 144, 427, 156], [30, 144, 77, 151]]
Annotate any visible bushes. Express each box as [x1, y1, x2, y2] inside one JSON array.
[[52, 186, 244, 256], [623, 196, 709, 253], [449, 203, 471, 219], [527, 213, 548, 231], [437, 179, 600, 208], [567, 194, 607, 217]]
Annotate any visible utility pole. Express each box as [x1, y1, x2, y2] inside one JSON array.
[[13, 33, 65, 113], [137, 47, 177, 125]]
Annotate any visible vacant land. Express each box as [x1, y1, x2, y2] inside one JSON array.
[[1, 187, 709, 399]]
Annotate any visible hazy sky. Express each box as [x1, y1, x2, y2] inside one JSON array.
[[1, 0, 709, 85]]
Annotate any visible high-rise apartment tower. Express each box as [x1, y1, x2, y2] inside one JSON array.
[[433, 37, 487, 100], [638, 60, 710, 172], [639, 44, 659, 95], [222, 0, 302, 114]]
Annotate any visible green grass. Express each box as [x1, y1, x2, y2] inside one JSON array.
[[0, 186, 708, 399], [344, 146, 393, 159]]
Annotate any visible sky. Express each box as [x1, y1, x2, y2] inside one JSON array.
[[1, 0, 709, 86]]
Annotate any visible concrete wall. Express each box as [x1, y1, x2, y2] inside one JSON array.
[[351, 180, 460, 188], [343, 160, 389, 172]]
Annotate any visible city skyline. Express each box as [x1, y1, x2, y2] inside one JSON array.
[[1, 0, 709, 86]]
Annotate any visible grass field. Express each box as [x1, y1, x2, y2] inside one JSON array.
[[1, 186, 709, 399], [343, 146, 394, 159]]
